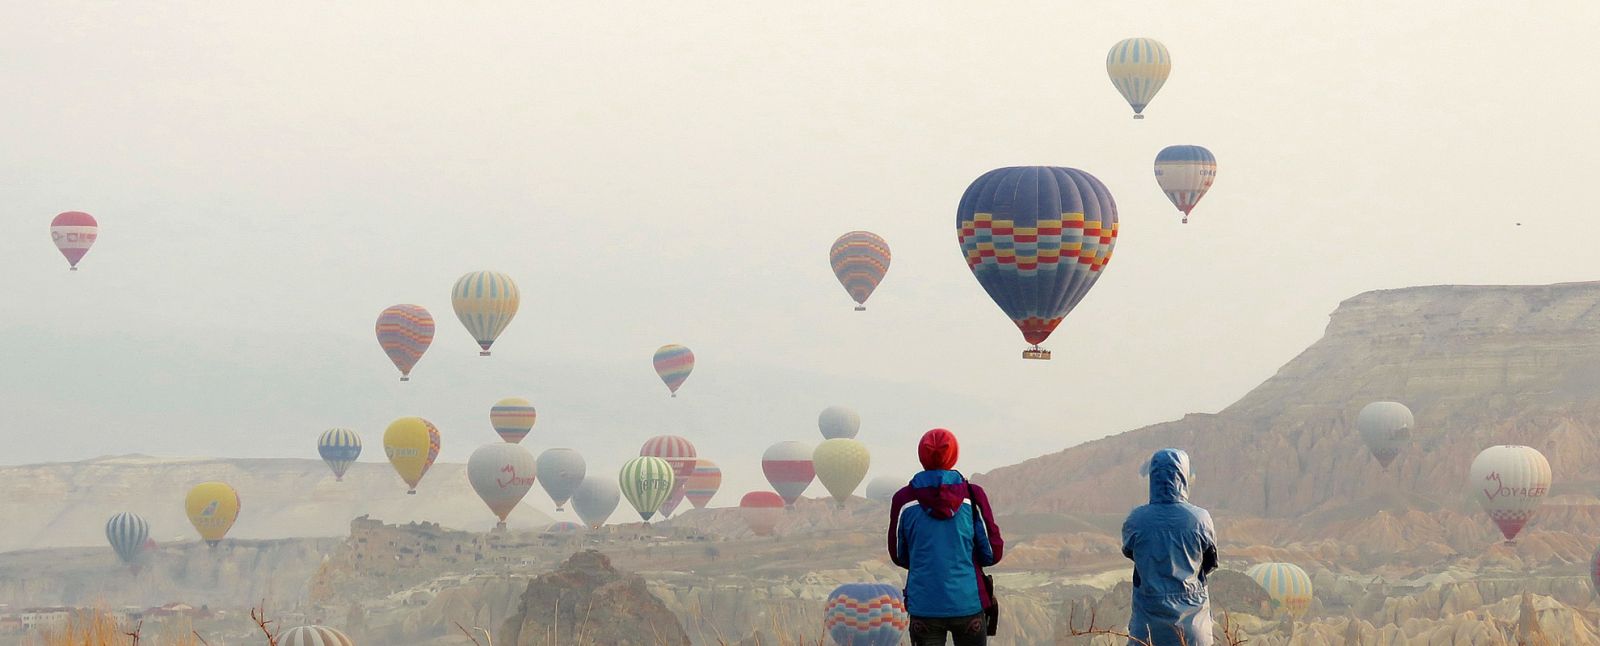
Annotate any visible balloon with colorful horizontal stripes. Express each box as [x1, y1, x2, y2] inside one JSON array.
[[317, 428, 362, 481], [1357, 402, 1413, 470], [652, 344, 695, 397], [375, 304, 435, 381], [762, 441, 815, 509], [829, 231, 891, 311], [105, 512, 149, 570], [814, 439, 870, 507], [384, 417, 441, 494], [823, 583, 909, 646], [1469, 445, 1551, 543], [543, 521, 584, 535], [619, 456, 676, 522], [1246, 562, 1314, 619], [685, 458, 722, 509], [468, 443, 538, 530], [451, 270, 520, 356], [489, 397, 537, 443], [818, 405, 860, 440], [740, 491, 785, 536], [536, 448, 586, 511], [572, 474, 620, 528], [1154, 145, 1217, 223], [50, 211, 98, 271], [1107, 37, 1171, 119], [185, 481, 240, 548], [279, 626, 354, 646], [957, 166, 1118, 359]]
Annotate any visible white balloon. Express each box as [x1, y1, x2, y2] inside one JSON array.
[[536, 448, 587, 511], [467, 443, 538, 528]]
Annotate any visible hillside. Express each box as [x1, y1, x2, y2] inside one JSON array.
[[976, 282, 1600, 521]]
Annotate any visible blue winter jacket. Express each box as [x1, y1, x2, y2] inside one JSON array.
[[886, 470, 1004, 618], [1122, 449, 1217, 646]]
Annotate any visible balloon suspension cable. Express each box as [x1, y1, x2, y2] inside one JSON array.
[[854, 305, 866, 312]]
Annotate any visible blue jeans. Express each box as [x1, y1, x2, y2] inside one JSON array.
[[909, 613, 987, 646]]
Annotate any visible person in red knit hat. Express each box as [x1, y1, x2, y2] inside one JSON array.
[[887, 429, 1004, 645]]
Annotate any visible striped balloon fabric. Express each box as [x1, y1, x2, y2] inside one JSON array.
[[619, 456, 676, 522], [823, 583, 909, 646], [640, 435, 699, 479], [684, 458, 722, 509], [1469, 445, 1552, 543], [1153, 145, 1217, 223], [374, 304, 435, 381], [50, 211, 99, 271], [489, 397, 537, 443], [543, 521, 584, 534], [1106, 37, 1172, 118], [451, 270, 520, 356], [317, 428, 362, 481], [829, 231, 891, 311], [105, 512, 150, 569], [652, 344, 695, 397], [1246, 562, 1314, 619], [957, 167, 1118, 353], [279, 625, 355, 646], [762, 441, 815, 508]]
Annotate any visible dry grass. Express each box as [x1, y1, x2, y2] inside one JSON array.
[[24, 608, 203, 646]]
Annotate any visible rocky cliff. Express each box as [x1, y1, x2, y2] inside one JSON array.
[[500, 550, 690, 646]]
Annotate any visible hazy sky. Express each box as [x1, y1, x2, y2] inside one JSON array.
[[3, 2, 1599, 509]]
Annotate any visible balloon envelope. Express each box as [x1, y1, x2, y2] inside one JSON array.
[[740, 491, 785, 536], [762, 441, 815, 508], [652, 344, 695, 396], [818, 405, 861, 440], [957, 166, 1118, 350], [620, 457, 676, 521], [685, 458, 722, 509], [50, 211, 98, 270], [106, 512, 150, 567], [572, 475, 621, 529], [824, 583, 909, 646], [813, 439, 870, 506], [640, 435, 698, 479], [451, 270, 520, 355], [1154, 145, 1217, 223], [384, 417, 441, 494], [468, 443, 538, 526], [375, 304, 435, 381], [659, 485, 688, 518], [1357, 402, 1413, 469], [490, 397, 537, 443], [865, 476, 904, 504], [185, 482, 240, 547], [317, 428, 362, 481], [1246, 562, 1313, 619], [279, 626, 354, 646], [536, 448, 586, 511], [1106, 37, 1172, 118], [1469, 445, 1551, 542], [829, 231, 891, 310]]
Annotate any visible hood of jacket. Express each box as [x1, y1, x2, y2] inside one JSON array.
[[909, 469, 968, 519], [1146, 448, 1191, 504]]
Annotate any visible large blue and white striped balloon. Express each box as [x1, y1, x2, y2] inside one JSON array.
[[318, 428, 363, 481], [105, 512, 150, 568]]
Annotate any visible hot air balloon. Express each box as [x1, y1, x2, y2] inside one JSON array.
[[317, 428, 362, 481], [659, 485, 688, 518], [684, 458, 722, 509], [1357, 402, 1413, 470], [652, 345, 695, 397], [1154, 145, 1217, 224], [865, 476, 904, 504], [814, 439, 870, 507], [451, 270, 520, 356], [640, 435, 698, 479], [1246, 563, 1313, 620], [1470, 445, 1552, 543], [620, 456, 675, 522], [572, 475, 621, 529], [50, 211, 99, 271], [762, 441, 815, 509], [823, 583, 910, 646], [829, 231, 891, 311], [957, 166, 1118, 360], [740, 491, 785, 536], [468, 443, 538, 530], [543, 521, 584, 535], [536, 448, 586, 511], [1107, 38, 1171, 119], [105, 512, 150, 571], [375, 305, 435, 381], [489, 397, 537, 443], [279, 626, 354, 646], [818, 405, 861, 440], [384, 417, 441, 494], [185, 482, 240, 548]]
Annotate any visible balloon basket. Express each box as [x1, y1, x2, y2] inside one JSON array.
[[671, 393, 677, 398], [335, 476, 343, 482], [1133, 114, 1145, 120], [400, 376, 410, 382], [1022, 347, 1052, 360], [479, 351, 491, 357], [70, 266, 79, 272], [407, 490, 417, 495], [854, 305, 866, 312], [1182, 216, 1189, 224], [555, 505, 565, 512], [494, 522, 507, 532]]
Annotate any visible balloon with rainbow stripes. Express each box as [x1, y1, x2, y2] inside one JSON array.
[[652, 344, 695, 397], [823, 583, 908, 646]]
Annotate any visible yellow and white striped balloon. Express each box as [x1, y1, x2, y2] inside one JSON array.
[[451, 270, 520, 356], [1106, 37, 1172, 119], [1246, 562, 1313, 619]]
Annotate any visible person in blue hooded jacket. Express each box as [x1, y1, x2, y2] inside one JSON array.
[[887, 428, 1003, 645], [1123, 448, 1218, 646]]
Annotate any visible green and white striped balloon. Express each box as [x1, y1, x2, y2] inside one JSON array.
[[619, 456, 676, 522]]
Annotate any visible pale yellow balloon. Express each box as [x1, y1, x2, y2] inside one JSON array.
[[384, 417, 441, 494], [185, 481, 241, 547], [812, 439, 870, 507]]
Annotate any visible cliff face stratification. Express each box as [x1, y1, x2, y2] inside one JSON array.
[[978, 282, 1600, 520], [500, 550, 690, 646]]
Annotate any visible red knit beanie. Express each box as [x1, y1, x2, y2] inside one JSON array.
[[918, 428, 959, 470]]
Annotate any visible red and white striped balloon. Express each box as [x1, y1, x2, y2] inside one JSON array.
[[762, 440, 815, 508]]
